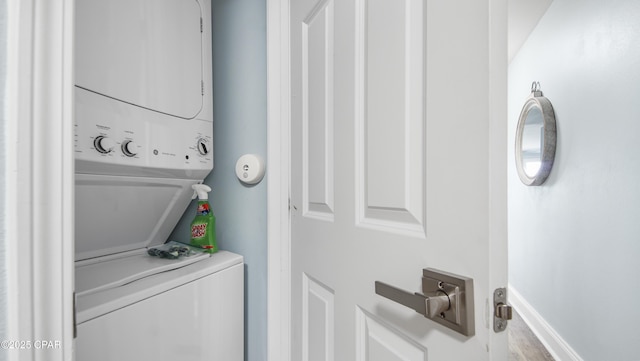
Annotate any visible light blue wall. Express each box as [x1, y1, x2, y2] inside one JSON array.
[[169, 0, 267, 360], [508, 0, 640, 359]]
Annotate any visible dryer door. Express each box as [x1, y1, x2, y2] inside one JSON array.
[[76, 0, 203, 119], [74, 174, 198, 261]]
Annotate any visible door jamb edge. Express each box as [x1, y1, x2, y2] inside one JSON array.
[[266, 0, 292, 360]]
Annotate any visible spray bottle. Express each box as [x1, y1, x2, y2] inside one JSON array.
[[190, 184, 217, 253]]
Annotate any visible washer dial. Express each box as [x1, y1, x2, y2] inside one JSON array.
[[121, 140, 138, 157], [94, 136, 116, 154]]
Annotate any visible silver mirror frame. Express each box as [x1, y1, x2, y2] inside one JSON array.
[[515, 83, 557, 186]]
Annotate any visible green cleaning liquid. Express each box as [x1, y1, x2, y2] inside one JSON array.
[[190, 184, 217, 253]]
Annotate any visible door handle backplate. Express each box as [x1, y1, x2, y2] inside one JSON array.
[[375, 268, 475, 337]]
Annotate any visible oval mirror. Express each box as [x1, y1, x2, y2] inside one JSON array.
[[515, 82, 557, 186]]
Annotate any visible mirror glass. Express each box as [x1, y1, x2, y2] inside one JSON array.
[[520, 106, 543, 177]]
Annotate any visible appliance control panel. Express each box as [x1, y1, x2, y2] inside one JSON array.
[[74, 88, 213, 178]]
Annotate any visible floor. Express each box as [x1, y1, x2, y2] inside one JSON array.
[[508, 309, 555, 361]]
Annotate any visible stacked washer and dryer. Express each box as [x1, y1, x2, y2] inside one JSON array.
[[73, 0, 243, 360]]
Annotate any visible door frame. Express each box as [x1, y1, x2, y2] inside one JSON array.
[[5, 0, 75, 360], [266, 0, 292, 360], [266, 0, 508, 360]]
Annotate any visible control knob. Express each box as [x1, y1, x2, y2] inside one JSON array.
[[197, 138, 210, 156], [94, 136, 115, 154], [121, 140, 138, 157]]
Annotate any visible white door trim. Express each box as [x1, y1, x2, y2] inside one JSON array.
[[266, 0, 291, 360], [5, 1, 75, 360]]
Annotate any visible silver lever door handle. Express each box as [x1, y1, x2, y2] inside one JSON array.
[[374, 268, 475, 337], [374, 282, 451, 318]]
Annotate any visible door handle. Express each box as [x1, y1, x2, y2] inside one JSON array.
[[374, 282, 451, 319], [375, 268, 475, 336]]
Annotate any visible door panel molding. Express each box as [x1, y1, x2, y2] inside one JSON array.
[[356, 307, 428, 361], [303, 274, 335, 361], [354, 0, 426, 238], [302, 0, 335, 221]]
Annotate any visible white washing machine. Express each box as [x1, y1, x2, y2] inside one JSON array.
[[73, 0, 243, 360], [75, 251, 244, 361]]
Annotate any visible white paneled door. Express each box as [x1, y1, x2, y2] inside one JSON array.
[[290, 0, 507, 360]]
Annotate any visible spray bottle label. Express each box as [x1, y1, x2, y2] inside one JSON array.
[[191, 223, 207, 239], [197, 203, 210, 216]]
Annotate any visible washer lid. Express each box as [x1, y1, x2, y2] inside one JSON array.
[[75, 0, 203, 119], [75, 251, 244, 324], [75, 249, 210, 298]]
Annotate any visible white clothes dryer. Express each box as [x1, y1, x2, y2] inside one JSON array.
[[73, 0, 243, 359]]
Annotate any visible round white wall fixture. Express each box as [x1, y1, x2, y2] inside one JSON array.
[[235, 154, 266, 185]]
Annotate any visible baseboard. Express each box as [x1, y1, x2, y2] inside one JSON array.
[[508, 285, 583, 361]]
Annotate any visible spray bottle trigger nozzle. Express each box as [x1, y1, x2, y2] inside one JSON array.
[[191, 184, 212, 200]]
